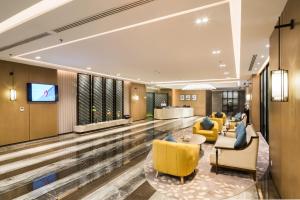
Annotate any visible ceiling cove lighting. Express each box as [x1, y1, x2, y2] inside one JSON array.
[[271, 17, 294, 102], [0, 0, 73, 35], [182, 84, 216, 90]]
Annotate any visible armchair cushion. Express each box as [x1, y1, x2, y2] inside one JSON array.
[[164, 134, 177, 142], [215, 112, 223, 118], [201, 117, 214, 130], [234, 123, 246, 149]]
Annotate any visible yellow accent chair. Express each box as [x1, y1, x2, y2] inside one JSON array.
[[193, 120, 219, 142], [209, 117, 223, 132], [211, 112, 227, 125], [152, 140, 199, 184]]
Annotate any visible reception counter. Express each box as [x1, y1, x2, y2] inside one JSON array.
[[154, 107, 194, 120]]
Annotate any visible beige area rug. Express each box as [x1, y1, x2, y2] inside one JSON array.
[[144, 127, 269, 200]]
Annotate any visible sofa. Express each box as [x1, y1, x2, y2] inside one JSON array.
[[152, 139, 199, 184], [210, 124, 259, 180], [193, 120, 219, 142], [211, 112, 227, 125]]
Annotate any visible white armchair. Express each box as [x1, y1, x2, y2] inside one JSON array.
[[210, 124, 259, 180]]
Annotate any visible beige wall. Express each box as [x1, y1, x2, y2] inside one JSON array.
[[172, 89, 207, 116], [0, 60, 58, 146], [130, 83, 146, 121], [268, 0, 300, 198], [57, 70, 77, 134]]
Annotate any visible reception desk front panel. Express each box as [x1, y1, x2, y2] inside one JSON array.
[[154, 107, 194, 120]]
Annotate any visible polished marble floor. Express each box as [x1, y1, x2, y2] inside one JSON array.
[[0, 117, 279, 200]]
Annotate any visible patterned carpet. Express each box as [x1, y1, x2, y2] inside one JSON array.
[[144, 127, 269, 200]]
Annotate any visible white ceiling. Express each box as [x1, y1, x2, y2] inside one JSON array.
[[0, 0, 287, 88]]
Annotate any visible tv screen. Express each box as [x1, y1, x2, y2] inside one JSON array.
[[27, 83, 58, 102]]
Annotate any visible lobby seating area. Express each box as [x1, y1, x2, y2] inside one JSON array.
[[1, 0, 300, 199]]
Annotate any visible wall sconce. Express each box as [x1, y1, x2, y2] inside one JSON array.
[[10, 89, 17, 101], [132, 94, 139, 101], [271, 17, 294, 102], [246, 94, 251, 102], [9, 72, 16, 101]]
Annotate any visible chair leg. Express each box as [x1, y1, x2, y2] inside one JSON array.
[[252, 171, 256, 181], [216, 149, 218, 174], [155, 171, 159, 178], [180, 177, 184, 184]]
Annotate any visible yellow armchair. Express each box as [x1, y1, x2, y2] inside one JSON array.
[[193, 120, 219, 142], [209, 117, 223, 132], [212, 112, 227, 125], [152, 140, 199, 184]]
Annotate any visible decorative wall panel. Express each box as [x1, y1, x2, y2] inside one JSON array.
[[77, 74, 91, 125], [105, 78, 114, 121], [154, 93, 168, 107], [92, 76, 103, 123], [115, 80, 123, 119], [58, 70, 77, 134], [123, 81, 131, 115]]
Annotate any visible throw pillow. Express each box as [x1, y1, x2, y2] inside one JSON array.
[[201, 117, 214, 130], [234, 112, 242, 121], [164, 134, 177, 142], [234, 123, 247, 149], [215, 112, 223, 118]]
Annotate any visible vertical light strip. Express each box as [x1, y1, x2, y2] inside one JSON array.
[[0, 0, 73, 35], [229, 0, 241, 79]]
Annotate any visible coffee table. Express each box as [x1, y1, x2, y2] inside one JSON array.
[[178, 134, 206, 147]]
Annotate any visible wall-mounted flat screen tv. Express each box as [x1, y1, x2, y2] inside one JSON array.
[[27, 83, 58, 102]]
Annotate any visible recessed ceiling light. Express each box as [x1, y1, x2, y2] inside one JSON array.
[[266, 44, 270, 48], [257, 62, 260, 65], [261, 55, 265, 58], [212, 50, 221, 55], [219, 64, 226, 68], [137, 78, 141, 81], [0, 0, 73, 35], [224, 72, 229, 75], [195, 17, 209, 24], [116, 73, 121, 77], [86, 67, 92, 70], [35, 56, 41, 60]]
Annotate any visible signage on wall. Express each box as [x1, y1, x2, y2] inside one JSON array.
[[180, 94, 197, 101], [192, 95, 197, 101], [180, 95, 185, 101]]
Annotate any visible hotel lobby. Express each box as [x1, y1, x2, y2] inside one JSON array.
[[0, 0, 299, 199]]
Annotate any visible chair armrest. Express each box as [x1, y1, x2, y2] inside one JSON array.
[[215, 146, 235, 150]]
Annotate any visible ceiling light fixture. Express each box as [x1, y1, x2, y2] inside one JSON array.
[[261, 55, 265, 58], [0, 0, 73, 35], [86, 67, 92, 70], [257, 62, 260, 65], [266, 44, 270, 48], [219, 64, 226, 68], [35, 56, 41, 60], [195, 17, 209, 24], [137, 78, 141, 81], [212, 50, 221, 55]]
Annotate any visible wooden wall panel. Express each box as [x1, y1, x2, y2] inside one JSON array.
[[268, 0, 300, 198], [130, 83, 146, 121], [172, 90, 207, 116], [28, 66, 58, 140], [57, 70, 77, 134], [0, 62, 29, 145], [250, 75, 260, 130], [0, 60, 59, 145]]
